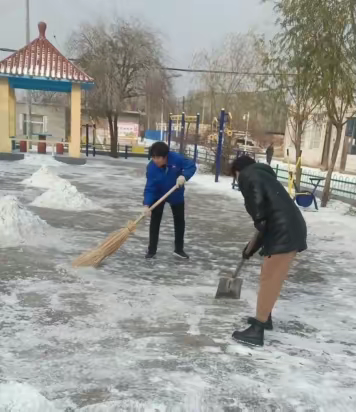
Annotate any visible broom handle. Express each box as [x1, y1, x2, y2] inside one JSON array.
[[134, 184, 179, 225]]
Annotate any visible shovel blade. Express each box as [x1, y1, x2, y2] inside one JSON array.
[[215, 276, 243, 299]]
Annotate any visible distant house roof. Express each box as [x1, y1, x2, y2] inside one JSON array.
[[0, 22, 94, 91]]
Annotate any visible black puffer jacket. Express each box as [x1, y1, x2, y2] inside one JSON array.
[[239, 163, 307, 256]]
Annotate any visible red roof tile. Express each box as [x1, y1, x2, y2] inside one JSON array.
[[0, 22, 93, 83]]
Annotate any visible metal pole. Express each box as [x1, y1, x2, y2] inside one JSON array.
[[168, 113, 173, 150], [202, 95, 205, 125], [215, 109, 225, 183], [179, 112, 185, 154], [85, 124, 89, 157], [26, 0, 32, 142], [93, 124, 96, 156], [194, 113, 200, 163], [244, 112, 250, 152], [160, 98, 164, 141]]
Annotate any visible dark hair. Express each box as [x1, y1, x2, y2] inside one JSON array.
[[231, 155, 256, 176], [150, 142, 169, 158]]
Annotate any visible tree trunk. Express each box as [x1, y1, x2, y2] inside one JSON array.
[[295, 121, 303, 191], [114, 113, 118, 156], [321, 123, 343, 207], [339, 134, 349, 172], [321, 121, 332, 170], [107, 112, 118, 158]]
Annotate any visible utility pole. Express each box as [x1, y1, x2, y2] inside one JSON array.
[[26, 0, 32, 140], [201, 93, 205, 125], [243, 112, 250, 151], [160, 98, 164, 141]]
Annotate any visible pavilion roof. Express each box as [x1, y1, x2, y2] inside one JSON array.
[[0, 22, 93, 84]]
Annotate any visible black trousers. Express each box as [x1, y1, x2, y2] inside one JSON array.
[[148, 202, 185, 254]]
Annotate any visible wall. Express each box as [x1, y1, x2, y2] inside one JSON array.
[[16, 102, 66, 139], [345, 155, 356, 173], [82, 112, 140, 146], [283, 111, 356, 172], [15, 105, 141, 146]]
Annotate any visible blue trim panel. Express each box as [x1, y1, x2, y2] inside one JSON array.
[[0, 74, 94, 92]]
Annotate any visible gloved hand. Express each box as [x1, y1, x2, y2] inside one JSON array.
[[242, 242, 254, 260], [242, 231, 264, 260], [177, 175, 186, 187], [143, 206, 151, 217]]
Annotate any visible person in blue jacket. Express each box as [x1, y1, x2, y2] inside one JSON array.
[[143, 142, 196, 259]]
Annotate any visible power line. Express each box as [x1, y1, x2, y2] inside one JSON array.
[[163, 67, 296, 76], [0, 48, 296, 77]]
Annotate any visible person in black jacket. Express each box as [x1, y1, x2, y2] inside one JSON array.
[[266, 143, 274, 165], [230, 155, 307, 347]]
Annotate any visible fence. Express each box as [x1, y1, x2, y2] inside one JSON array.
[[272, 162, 356, 202], [81, 142, 356, 202], [81, 143, 151, 159]]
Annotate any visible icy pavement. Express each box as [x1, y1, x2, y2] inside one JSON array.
[[0, 155, 356, 411]]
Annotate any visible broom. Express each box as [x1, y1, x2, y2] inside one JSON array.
[[72, 184, 179, 268]]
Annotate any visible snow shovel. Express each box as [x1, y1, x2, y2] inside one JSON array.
[[215, 231, 260, 299]]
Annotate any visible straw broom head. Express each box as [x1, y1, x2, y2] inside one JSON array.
[[72, 220, 137, 268]]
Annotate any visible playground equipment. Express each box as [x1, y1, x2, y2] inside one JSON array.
[[215, 109, 233, 183], [294, 177, 325, 210], [83, 123, 97, 157], [287, 149, 301, 198], [209, 113, 233, 144], [167, 112, 200, 161], [287, 149, 324, 210]]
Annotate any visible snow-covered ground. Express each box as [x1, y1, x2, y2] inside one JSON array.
[[0, 154, 355, 411]]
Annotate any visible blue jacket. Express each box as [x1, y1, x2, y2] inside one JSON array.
[[144, 152, 197, 206]]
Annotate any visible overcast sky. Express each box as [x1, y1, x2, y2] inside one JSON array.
[[0, 0, 276, 95]]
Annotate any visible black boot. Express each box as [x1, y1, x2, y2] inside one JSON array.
[[247, 313, 273, 330], [145, 250, 156, 259], [232, 322, 265, 347]]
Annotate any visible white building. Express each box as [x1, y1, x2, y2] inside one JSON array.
[[284, 109, 356, 173]]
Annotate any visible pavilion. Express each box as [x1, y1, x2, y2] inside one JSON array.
[[0, 21, 94, 158]]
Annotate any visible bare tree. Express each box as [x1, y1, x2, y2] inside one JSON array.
[[192, 32, 265, 123], [144, 70, 174, 130], [68, 18, 165, 157]]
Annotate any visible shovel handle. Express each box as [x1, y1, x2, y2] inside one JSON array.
[[135, 184, 179, 225], [233, 231, 261, 279], [245, 230, 261, 255]]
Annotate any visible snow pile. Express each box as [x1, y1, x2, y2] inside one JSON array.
[[22, 165, 67, 189], [31, 180, 99, 211], [0, 382, 59, 412], [20, 153, 61, 167], [0, 195, 49, 248], [22, 165, 100, 211]]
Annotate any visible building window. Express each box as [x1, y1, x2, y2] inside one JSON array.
[[345, 117, 356, 155], [345, 117, 355, 136], [21, 114, 47, 135]]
